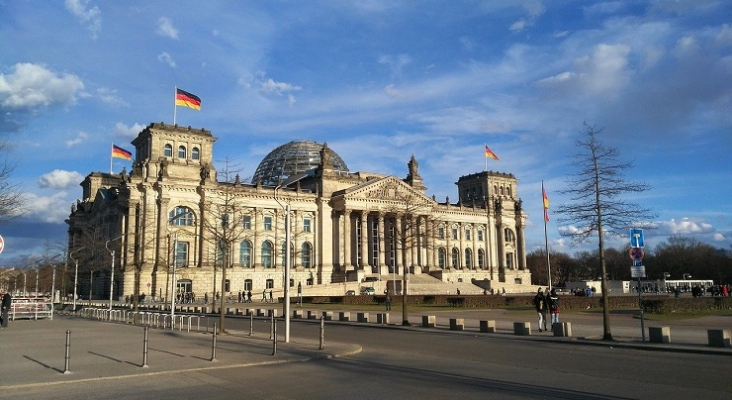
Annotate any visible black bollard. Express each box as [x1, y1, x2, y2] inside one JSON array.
[[319, 315, 325, 350], [142, 326, 149, 368], [211, 322, 218, 362], [63, 329, 71, 374], [272, 318, 277, 356]]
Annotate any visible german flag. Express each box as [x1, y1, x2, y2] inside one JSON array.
[[175, 88, 201, 110], [112, 144, 132, 160]]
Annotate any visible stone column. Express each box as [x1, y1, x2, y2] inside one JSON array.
[[343, 209, 351, 270], [378, 213, 386, 274], [360, 211, 369, 271], [395, 215, 402, 273], [252, 208, 259, 268], [472, 223, 478, 270]]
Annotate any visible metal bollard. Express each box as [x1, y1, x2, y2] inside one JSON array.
[[211, 323, 218, 362], [270, 314, 274, 339], [63, 329, 71, 374], [249, 312, 253, 336], [272, 318, 277, 356], [319, 315, 325, 350], [142, 326, 149, 368]]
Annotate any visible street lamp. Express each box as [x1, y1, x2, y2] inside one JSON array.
[[69, 247, 85, 311], [106, 236, 122, 312], [274, 168, 314, 344]]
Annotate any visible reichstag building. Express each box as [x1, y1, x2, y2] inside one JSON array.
[[66, 123, 531, 300]]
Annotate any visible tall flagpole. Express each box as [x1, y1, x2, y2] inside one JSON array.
[[173, 86, 177, 126], [484, 143, 487, 171], [542, 180, 552, 290], [110, 143, 113, 174]]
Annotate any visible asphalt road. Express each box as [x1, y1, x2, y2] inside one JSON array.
[[2, 314, 730, 400]]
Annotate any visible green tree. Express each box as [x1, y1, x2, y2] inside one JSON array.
[[556, 123, 655, 341]]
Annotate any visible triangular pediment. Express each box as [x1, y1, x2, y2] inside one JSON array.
[[336, 176, 435, 211]]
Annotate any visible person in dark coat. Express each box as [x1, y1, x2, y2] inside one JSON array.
[[1, 292, 12, 328], [548, 288, 560, 326], [533, 288, 547, 332]]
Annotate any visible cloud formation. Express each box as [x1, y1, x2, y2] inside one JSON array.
[[37, 170, 84, 189], [65, 0, 102, 39], [156, 17, 179, 39], [0, 63, 84, 109]]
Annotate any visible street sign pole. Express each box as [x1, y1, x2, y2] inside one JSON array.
[[629, 238, 646, 342]]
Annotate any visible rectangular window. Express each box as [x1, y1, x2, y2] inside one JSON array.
[[243, 215, 251, 230], [264, 216, 272, 230], [244, 279, 252, 291], [438, 227, 445, 239], [175, 242, 189, 267], [452, 228, 458, 240], [303, 218, 311, 232], [465, 229, 471, 241], [477, 230, 484, 241]]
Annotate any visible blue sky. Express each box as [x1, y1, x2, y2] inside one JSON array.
[[1, 0, 731, 265]]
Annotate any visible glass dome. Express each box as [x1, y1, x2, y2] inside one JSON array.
[[251, 140, 349, 186]]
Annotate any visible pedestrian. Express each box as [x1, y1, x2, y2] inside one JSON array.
[[262, 289, 267, 302], [548, 288, 560, 326], [533, 288, 547, 332], [238, 290, 242, 303], [247, 290, 252, 302], [385, 290, 392, 311], [1, 291, 12, 328], [269, 290, 273, 303], [456, 288, 461, 295]]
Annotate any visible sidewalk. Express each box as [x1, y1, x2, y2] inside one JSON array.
[[0, 316, 361, 389]]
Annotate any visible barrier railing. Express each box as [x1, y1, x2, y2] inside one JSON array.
[[76, 307, 206, 332]]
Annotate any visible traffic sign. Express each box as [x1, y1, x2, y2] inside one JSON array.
[[630, 228, 644, 248], [629, 247, 644, 260], [631, 265, 646, 278], [0, 234, 4, 255]]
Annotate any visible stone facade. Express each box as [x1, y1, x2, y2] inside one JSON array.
[[66, 123, 531, 300]]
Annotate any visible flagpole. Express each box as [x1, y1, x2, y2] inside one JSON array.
[[173, 86, 177, 126], [110, 143, 113, 174], [484, 143, 487, 171], [542, 180, 552, 290]]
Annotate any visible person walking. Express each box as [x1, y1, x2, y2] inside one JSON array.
[[262, 289, 267, 303], [385, 290, 392, 311], [548, 288, 560, 326], [533, 288, 547, 332], [1, 291, 12, 328], [269, 290, 273, 303]]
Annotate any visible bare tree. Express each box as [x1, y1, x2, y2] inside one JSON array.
[[199, 159, 249, 334], [0, 138, 24, 224], [556, 123, 655, 340]]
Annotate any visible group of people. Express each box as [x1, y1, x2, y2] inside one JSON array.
[[533, 287, 560, 332], [1, 291, 12, 328]]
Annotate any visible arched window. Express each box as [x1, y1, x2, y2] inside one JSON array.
[[451, 247, 460, 269], [301, 242, 312, 268], [169, 206, 195, 226], [239, 241, 251, 268], [164, 144, 173, 157], [504, 228, 515, 243], [178, 145, 187, 159], [280, 242, 295, 267], [261, 241, 273, 268], [438, 248, 446, 269], [478, 249, 485, 269], [465, 248, 473, 269], [191, 147, 200, 160]]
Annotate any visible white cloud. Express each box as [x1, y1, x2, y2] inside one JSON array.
[[96, 87, 128, 107], [656, 218, 714, 235], [156, 17, 179, 40], [37, 170, 84, 189], [713, 233, 725, 241], [114, 122, 146, 139], [383, 84, 405, 99], [24, 191, 71, 223], [258, 78, 302, 96], [0, 63, 84, 109], [157, 52, 177, 68], [65, 0, 102, 39], [65, 131, 88, 148], [510, 19, 528, 33]]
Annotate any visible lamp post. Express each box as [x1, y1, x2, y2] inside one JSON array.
[[106, 236, 122, 312], [273, 169, 313, 344], [69, 247, 85, 311]]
